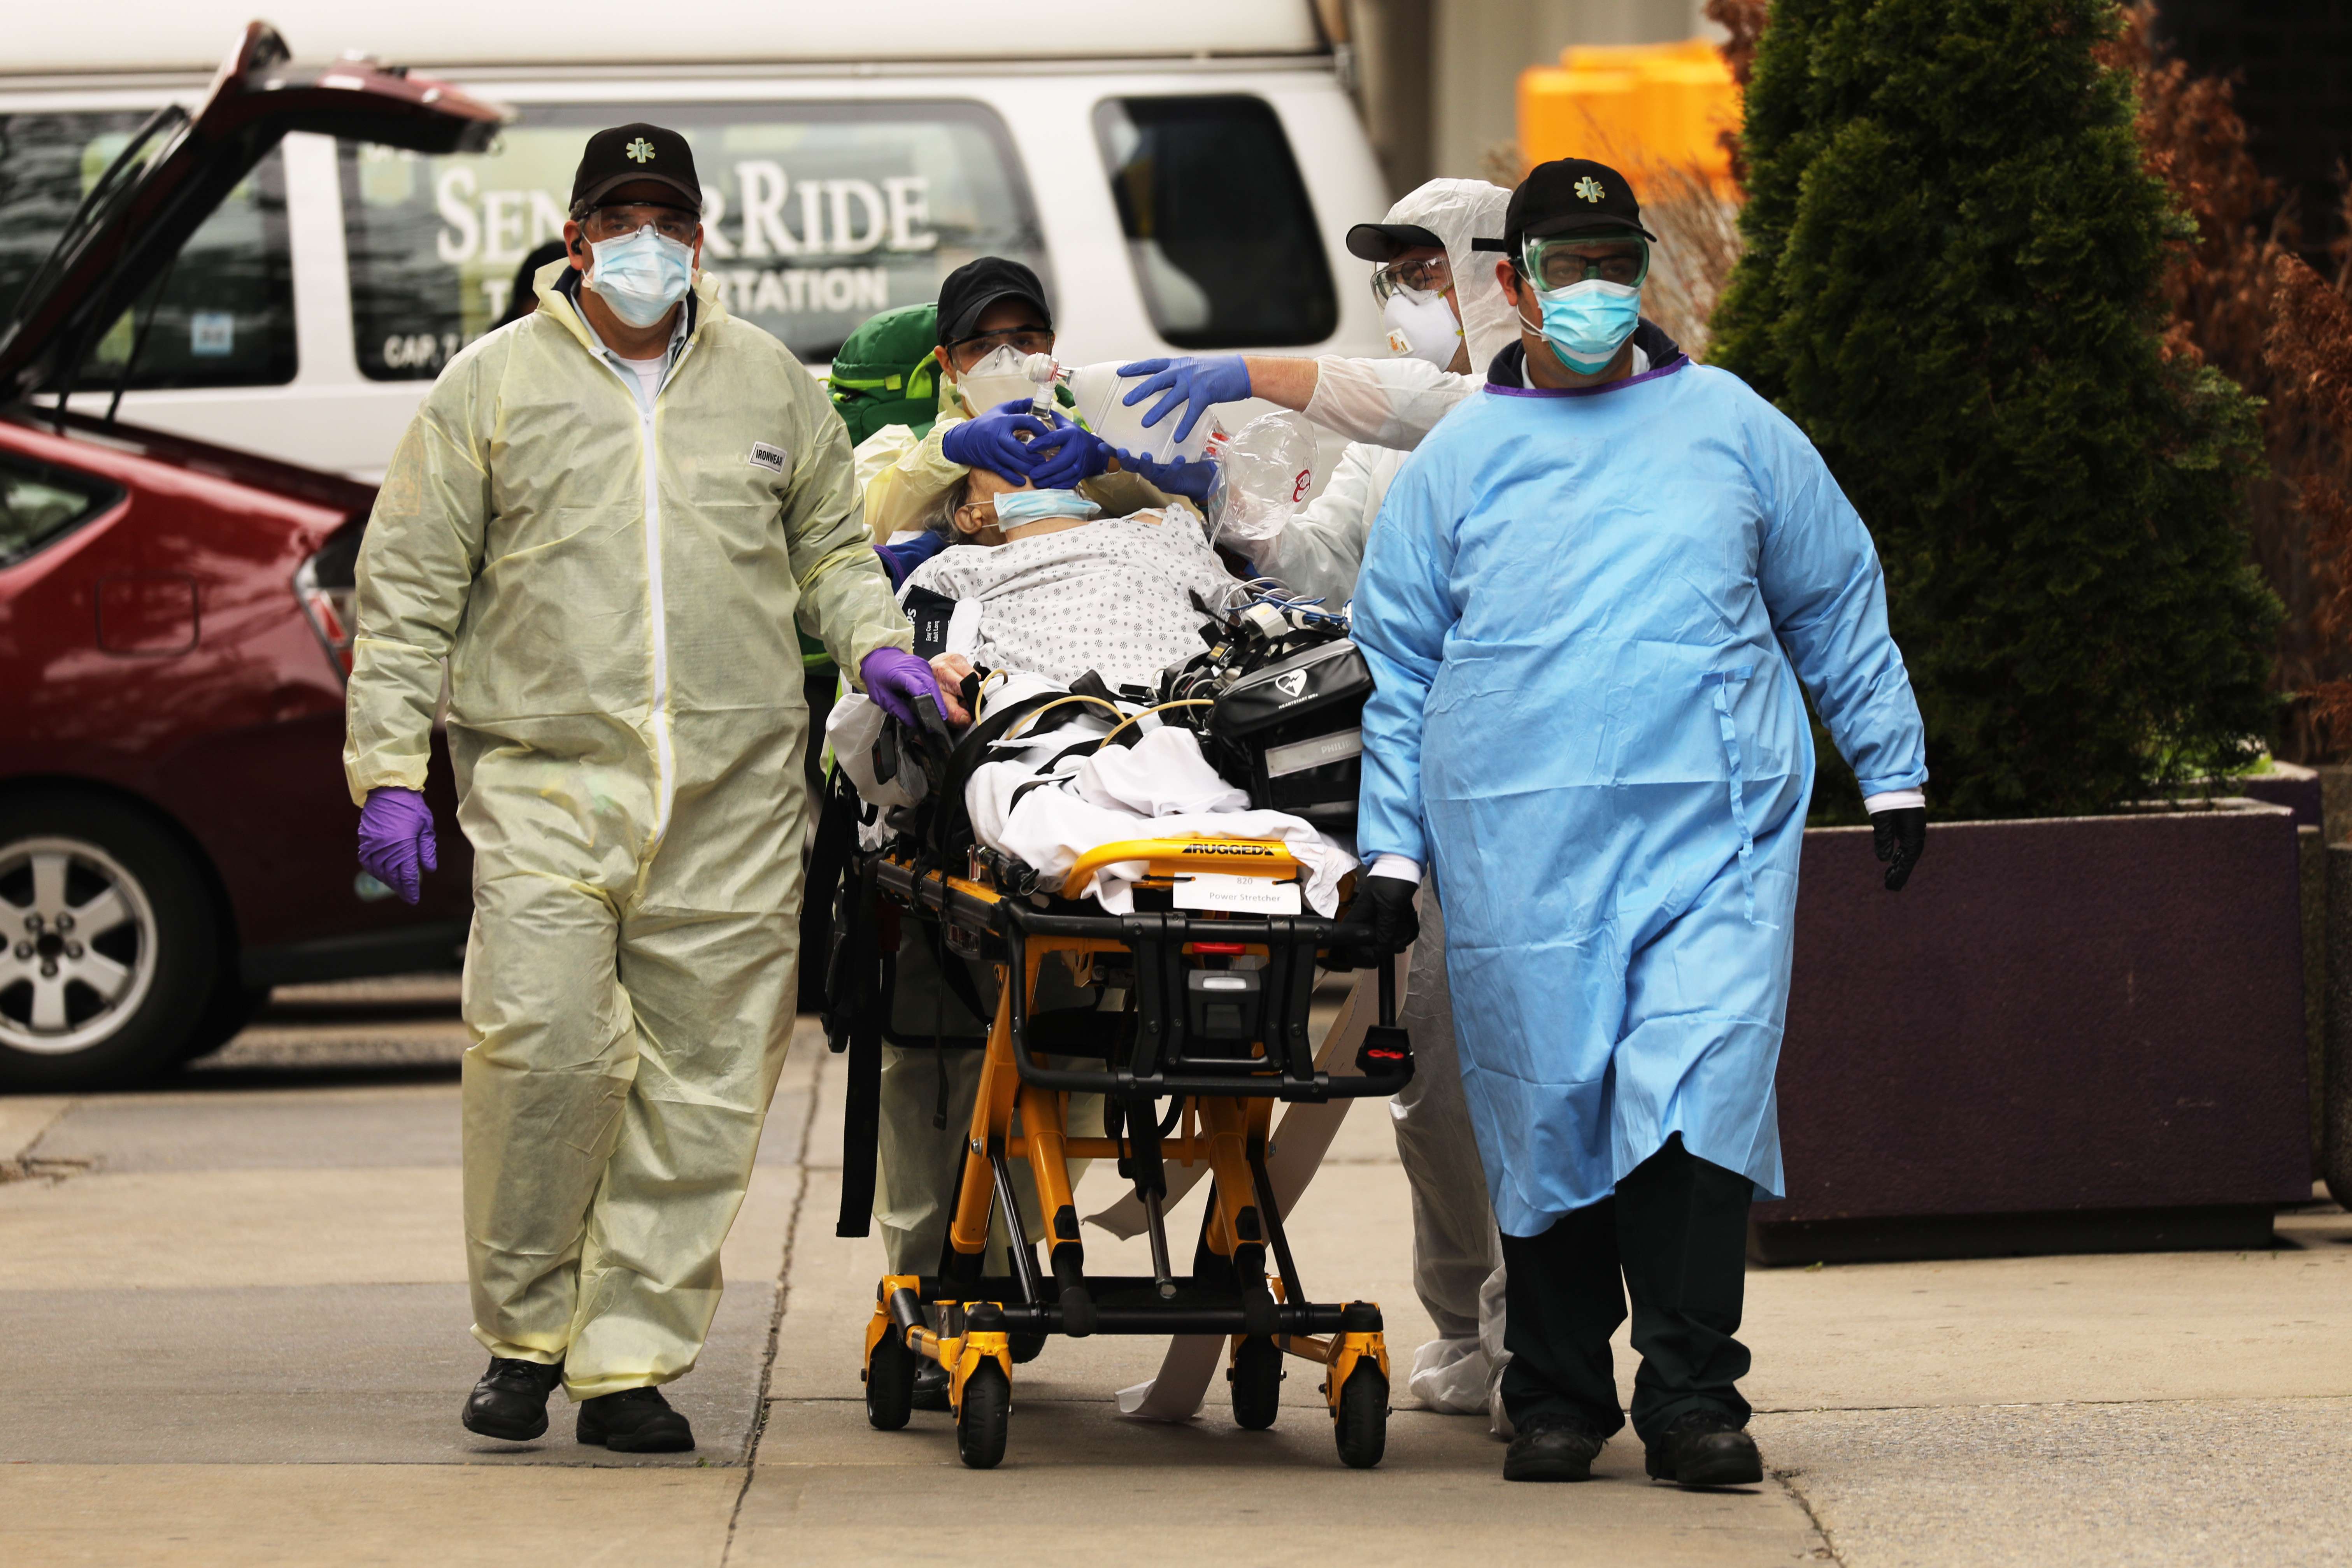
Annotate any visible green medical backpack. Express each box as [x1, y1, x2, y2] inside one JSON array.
[[828, 302, 943, 445]]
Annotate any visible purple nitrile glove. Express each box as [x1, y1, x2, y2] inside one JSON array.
[[1116, 355, 1252, 443], [938, 397, 1056, 483], [357, 786, 437, 906], [861, 647, 945, 730]]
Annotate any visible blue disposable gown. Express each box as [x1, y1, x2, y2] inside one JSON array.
[[1353, 354, 1928, 1237]]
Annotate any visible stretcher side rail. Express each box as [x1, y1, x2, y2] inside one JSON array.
[[868, 847, 1410, 1101], [998, 902, 1408, 1101]]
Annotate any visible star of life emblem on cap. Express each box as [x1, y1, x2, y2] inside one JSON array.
[[626, 137, 656, 163], [1574, 176, 1605, 203]]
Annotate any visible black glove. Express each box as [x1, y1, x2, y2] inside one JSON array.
[[1342, 873, 1421, 964], [1871, 805, 1926, 892]]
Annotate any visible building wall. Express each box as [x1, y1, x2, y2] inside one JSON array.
[[1429, 0, 1707, 181]]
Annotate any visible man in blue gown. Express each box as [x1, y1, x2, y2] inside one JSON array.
[[1349, 160, 1930, 1486]]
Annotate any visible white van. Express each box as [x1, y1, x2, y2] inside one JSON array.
[[2, 2, 1389, 479]]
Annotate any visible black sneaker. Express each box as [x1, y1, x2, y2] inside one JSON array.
[[462, 1356, 565, 1442], [1502, 1416, 1606, 1482], [1644, 1408, 1762, 1487], [911, 1358, 952, 1412], [576, 1386, 695, 1453]]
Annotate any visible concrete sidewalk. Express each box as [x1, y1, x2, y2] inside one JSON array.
[[4, 1004, 2350, 1566]]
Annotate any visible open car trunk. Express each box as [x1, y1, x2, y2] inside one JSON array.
[[0, 21, 508, 404]]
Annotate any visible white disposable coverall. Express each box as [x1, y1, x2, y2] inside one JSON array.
[[1271, 179, 1514, 609], [345, 263, 911, 1399]]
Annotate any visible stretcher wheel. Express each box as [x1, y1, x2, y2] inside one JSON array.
[[1010, 1329, 1047, 1364], [865, 1331, 916, 1431], [1228, 1336, 1282, 1430], [956, 1361, 1011, 1469], [1333, 1363, 1388, 1470]]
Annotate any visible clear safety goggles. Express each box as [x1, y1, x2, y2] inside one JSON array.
[[947, 326, 1055, 369], [581, 204, 701, 245], [1521, 232, 1649, 291], [1370, 253, 1454, 305]]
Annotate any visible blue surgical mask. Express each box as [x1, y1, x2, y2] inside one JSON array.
[[1529, 278, 1641, 374], [994, 488, 1103, 531], [588, 226, 695, 328]]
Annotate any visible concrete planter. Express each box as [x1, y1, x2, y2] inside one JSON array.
[[1752, 801, 2310, 1265]]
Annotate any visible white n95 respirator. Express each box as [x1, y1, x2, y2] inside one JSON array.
[[956, 345, 1056, 416], [1383, 289, 1463, 370]]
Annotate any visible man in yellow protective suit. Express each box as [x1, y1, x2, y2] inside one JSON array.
[[344, 124, 938, 1453]]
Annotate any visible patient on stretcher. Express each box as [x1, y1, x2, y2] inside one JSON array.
[[833, 466, 1359, 916], [902, 465, 1234, 703]]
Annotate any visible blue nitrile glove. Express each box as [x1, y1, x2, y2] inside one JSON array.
[[1024, 419, 1114, 491], [1117, 355, 1252, 443], [938, 398, 1056, 482], [1115, 448, 1219, 505], [861, 647, 945, 730]]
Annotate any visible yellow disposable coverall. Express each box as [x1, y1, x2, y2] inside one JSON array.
[[345, 264, 910, 1399]]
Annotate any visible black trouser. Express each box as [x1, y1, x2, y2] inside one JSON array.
[[1499, 1134, 1754, 1443]]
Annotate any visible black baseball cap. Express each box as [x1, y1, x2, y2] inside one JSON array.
[[1346, 222, 1445, 263], [570, 124, 703, 216], [1470, 158, 1657, 255], [937, 257, 1052, 346]]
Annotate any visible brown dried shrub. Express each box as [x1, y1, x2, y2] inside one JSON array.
[[2104, 4, 2352, 759], [1703, 0, 1769, 191], [2267, 252, 2352, 742], [1637, 163, 1745, 360]]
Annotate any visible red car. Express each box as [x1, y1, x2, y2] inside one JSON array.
[[0, 26, 504, 1089]]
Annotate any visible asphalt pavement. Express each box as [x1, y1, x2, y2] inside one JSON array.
[[4, 977, 2349, 1566]]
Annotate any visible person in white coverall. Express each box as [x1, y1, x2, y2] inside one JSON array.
[[1121, 178, 1530, 1425]]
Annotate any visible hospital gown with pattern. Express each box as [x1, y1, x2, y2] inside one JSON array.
[[902, 509, 1233, 688]]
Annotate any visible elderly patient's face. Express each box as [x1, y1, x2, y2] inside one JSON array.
[[951, 466, 1028, 544]]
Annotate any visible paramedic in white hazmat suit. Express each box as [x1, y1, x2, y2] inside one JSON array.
[[346, 125, 944, 1453]]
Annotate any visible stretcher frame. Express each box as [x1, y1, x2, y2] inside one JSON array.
[[857, 836, 1412, 1470]]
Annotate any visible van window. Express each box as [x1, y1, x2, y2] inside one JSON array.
[[0, 112, 296, 390], [341, 101, 1044, 379], [1094, 96, 1336, 349], [0, 453, 123, 567]]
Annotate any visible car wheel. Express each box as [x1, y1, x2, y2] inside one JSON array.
[[0, 794, 219, 1091]]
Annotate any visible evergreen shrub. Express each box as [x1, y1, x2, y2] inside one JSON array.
[[1709, 0, 2280, 818]]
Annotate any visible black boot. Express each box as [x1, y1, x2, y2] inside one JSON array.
[[1644, 1408, 1762, 1487], [577, 1386, 696, 1453], [911, 1358, 952, 1412], [1502, 1415, 1606, 1482], [462, 1356, 565, 1442]]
